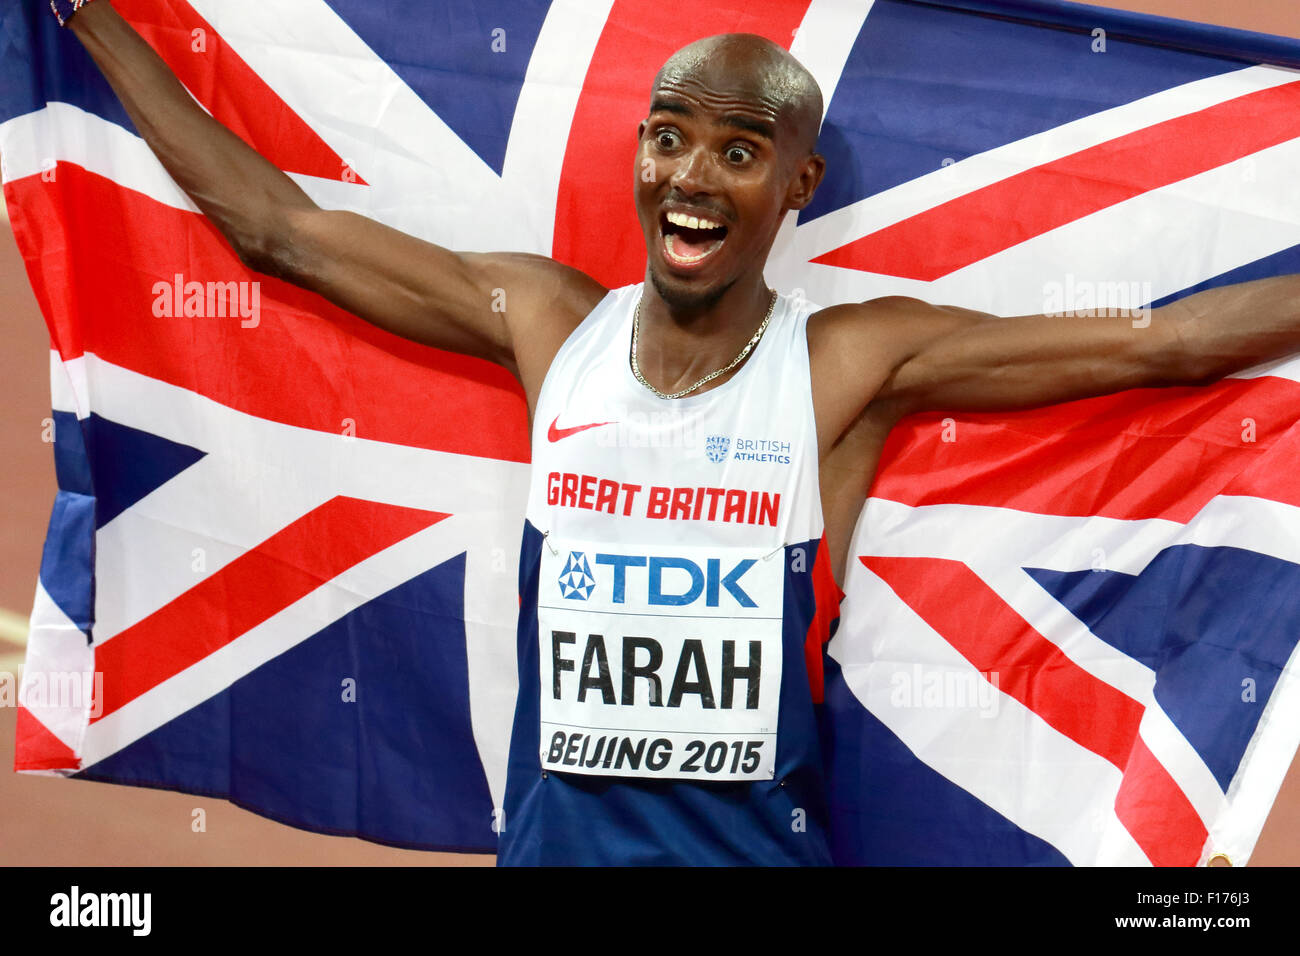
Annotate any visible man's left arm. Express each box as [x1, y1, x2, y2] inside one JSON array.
[[874, 275, 1300, 414]]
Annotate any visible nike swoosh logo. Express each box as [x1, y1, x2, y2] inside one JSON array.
[[547, 415, 616, 442]]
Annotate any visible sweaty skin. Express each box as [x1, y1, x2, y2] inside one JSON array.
[[68, 9, 1300, 591]]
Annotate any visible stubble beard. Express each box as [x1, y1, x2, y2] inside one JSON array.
[[648, 264, 735, 316]]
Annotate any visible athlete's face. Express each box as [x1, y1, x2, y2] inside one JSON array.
[[635, 56, 824, 312]]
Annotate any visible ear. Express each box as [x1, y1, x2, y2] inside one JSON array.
[[785, 152, 826, 211], [637, 119, 647, 140]]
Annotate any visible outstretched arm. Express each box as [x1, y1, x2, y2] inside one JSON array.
[[843, 276, 1300, 416], [66, 1, 605, 398]]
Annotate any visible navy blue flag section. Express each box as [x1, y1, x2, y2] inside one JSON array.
[[3, 0, 1300, 863]]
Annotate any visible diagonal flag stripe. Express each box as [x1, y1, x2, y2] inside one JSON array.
[[92, 495, 449, 721], [13, 705, 80, 772], [860, 554, 1208, 864], [113, 0, 365, 184], [7, 166, 531, 462], [1114, 736, 1210, 866], [869, 375, 1300, 522], [862, 555, 1144, 767], [813, 79, 1300, 279]]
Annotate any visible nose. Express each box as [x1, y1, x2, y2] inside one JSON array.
[[668, 143, 714, 195]]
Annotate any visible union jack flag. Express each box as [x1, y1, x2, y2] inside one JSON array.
[[3, 0, 1300, 863]]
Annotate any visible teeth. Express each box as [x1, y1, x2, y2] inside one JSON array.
[[666, 210, 722, 230]]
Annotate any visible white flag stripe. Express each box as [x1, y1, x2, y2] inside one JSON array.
[[1000, 559, 1231, 840], [461, 517, 523, 814], [192, 0, 613, 257], [770, 64, 1300, 309], [855, 492, 1300, 581], [943, 136, 1300, 316], [848, 494, 1300, 714], [0, 104, 197, 209], [833, 567, 1150, 865], [18, 581, 95, 760], [82, 511, 504, 769], [967, 560, 1161, 708], [74, 353, 526, 642], [975, 558, 1230, 832], [1208, 634, 1300, 864], [1134, 705, 1229, 853], [1229, 353, 1300, 384], [66, 348, 526, 805], [788, 63, 1297, 265], [191, 0, 501, 233], [839, 484, 1300, 863], [48, 350, 88, 420], [790, 0, 873, 126], [767, 0, 873, 287], [499, 0, 615, 250]]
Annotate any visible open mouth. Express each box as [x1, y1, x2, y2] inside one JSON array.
[[661, 210, 728, 265]]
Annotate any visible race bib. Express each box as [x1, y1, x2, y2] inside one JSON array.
[[537, 537, 784, 781]]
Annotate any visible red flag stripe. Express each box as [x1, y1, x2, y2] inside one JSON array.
[[814, 80, 1300, 280], [6, 168, 531, 462], [803, 533, 843, 705], [861, 554, 1206, 864], [13, 705, 81, 772], [91, 495, 449, 721], [1114, 737, 1210, 866], [863, 555, 1144, 767], [113, 0, 366, 184], [554, 0, 810, 286], [868, 376, 1300, 522]]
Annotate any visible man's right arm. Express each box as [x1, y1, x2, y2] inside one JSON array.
[[68, 2, 606, 399]]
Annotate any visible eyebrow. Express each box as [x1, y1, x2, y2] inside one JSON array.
[[721, 114, 776, 140], [649, 98, 692, 118], [648, 98, 777, 141]]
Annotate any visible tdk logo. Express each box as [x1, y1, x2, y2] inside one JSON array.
[[558, 552, 596, 600], [574, 553, 758, 607]]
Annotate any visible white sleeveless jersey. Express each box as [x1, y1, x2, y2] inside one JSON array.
[[499, 283, 837, 866], [526, 283, 822, 549]]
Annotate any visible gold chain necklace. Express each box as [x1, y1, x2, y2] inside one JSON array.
[[630, 289, 778, 400]]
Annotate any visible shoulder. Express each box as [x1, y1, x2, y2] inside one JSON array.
[[464, 252, 609, 412], [806, 296, 939, 383], [807, 295, 973, 344], [805, 296, 985, 451], [808, 295, 994, 374], [470, 251, 609, 321]]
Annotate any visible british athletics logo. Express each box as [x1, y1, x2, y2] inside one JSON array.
[[4, 0, 1300, 863]]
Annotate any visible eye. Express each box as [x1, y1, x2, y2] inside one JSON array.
[[725, 144, 754, 165], [654, 129, 681, 150]]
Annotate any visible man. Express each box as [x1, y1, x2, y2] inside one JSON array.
[[59, 1, 1300, 863]]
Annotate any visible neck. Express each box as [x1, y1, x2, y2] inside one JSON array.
[[634, 273, 774, 396]]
